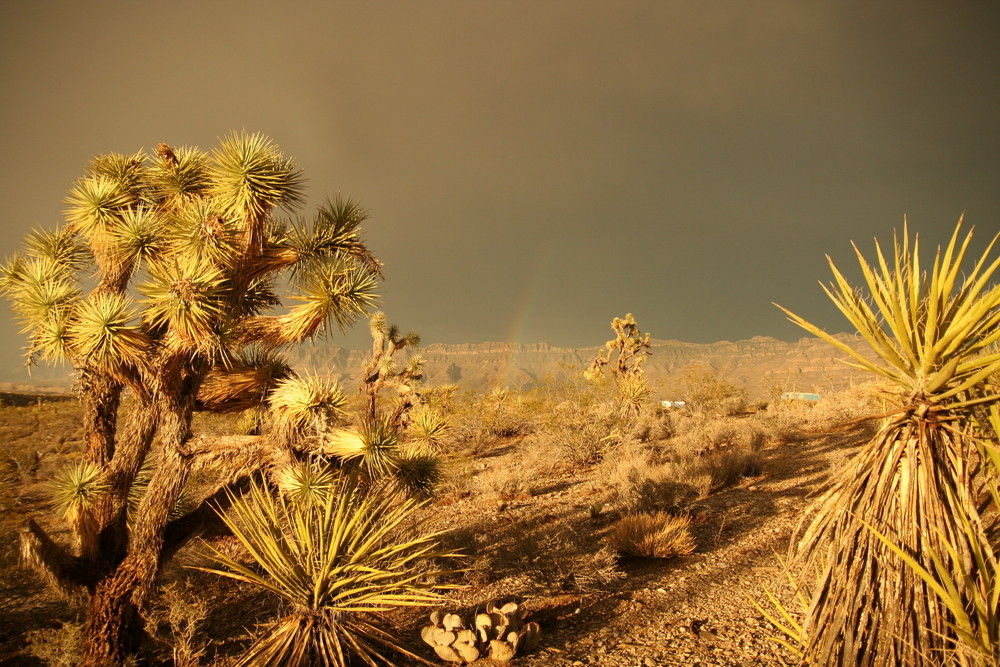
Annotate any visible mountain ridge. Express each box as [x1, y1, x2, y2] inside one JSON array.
[[0, 334, 872, 399]]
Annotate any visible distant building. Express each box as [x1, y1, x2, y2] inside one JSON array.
[[781, 392, 821, 401]]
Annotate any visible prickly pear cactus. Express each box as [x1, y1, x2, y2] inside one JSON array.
[[420, 600, 541, 663]]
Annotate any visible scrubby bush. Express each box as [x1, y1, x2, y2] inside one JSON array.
[[607, 511, 697, 559], [600, 444, 702, 512]]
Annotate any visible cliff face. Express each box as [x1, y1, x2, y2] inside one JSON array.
[[289, 334, 873, 399], [0, 335, 873, 399]]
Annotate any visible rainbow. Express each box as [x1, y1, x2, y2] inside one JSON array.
[[496, 246, 550, 387]]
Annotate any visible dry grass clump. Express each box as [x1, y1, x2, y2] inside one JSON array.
[[703, 449, 765, 492], [144, 583, 210, 667], [607, 511, 697, 559], [475, 463, 530, 502], [537, 415, 616, 466], [24, 621, 85, 667], [571, 546, 627, 592], [798, 383, 883, 431]]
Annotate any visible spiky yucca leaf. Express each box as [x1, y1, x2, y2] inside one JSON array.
[[241, 276, 281, 315], [391, 446, 442, 497], [167, 198, 240, 268], [289, 196, 381, 276], [9, 263, 79, 332], [777, 220, 1000, 409], [210, 131, 305, 221], [28, 313, 74, 365], [0, 253, 26, 294], [50, 461, 107, 554], [111, 205, 165, 273], [50, 460, 107, 519], [269, 374, 348, 440], [70, 293, 149, 370], [198, 477, 458, 667], [140, 256, 226, 346], [90, 151, 148, 201], [327, 417, 400, 478], [746, 556, 811, 661], [65, 175, 135, 239], [284, 257, 380, 341], [273, 460, 338, 506], [406, 406, 450, 450], [862, 497, 1000, 667], [780, 220, 1000, 666], [198, 346, 291, 412], [615, 373, 650, 418], [148, 144, 212, 203], [23, 227, 90, 274]]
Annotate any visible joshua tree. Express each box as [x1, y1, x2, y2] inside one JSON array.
[[361, 311, 423, 425], [2, 133, 382, 665], [777, 220, 1000, 666], [586, 313, 652, 417]]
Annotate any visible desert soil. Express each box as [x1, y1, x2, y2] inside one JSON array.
[[0, 395, 869, 667], [400, 423, 869, 667]]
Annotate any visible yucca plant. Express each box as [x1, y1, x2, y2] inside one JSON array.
[[199, 475, 459, 667], [1, 133, 382, 666], [777, 219, 1000, 666], [406, 405, 451, 450], [49, 461, 107, 559]]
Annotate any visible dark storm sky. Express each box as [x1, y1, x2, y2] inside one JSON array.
[[1, 1, 998, 373]]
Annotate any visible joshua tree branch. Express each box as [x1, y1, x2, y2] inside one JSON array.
[[20, 519, 99, 597], [161, 475, 255, 561]]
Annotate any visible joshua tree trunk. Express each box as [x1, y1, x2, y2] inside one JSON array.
[[82, 390, 196, 666], [80, 373, 122, 468]]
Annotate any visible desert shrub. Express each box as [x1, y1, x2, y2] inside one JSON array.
[[607, 511, 697, 559], [625, 403, 676, 442], [476, 463, 529, 502], [703, 448, 764, 492], [24, 621, 84, 667], [678, 365, 748, 415], [669, 417, 757, 458], [450, 387, 535, 445], [799, 384, 883, 431], [542, 414, 618, 465], [600, 445, 703, 512], [145, 583, 209, 667], [757, 403, 808, 444], [666, 457, 715, 498]]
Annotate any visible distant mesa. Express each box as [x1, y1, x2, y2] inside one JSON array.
[[0, 334, 871, 399]]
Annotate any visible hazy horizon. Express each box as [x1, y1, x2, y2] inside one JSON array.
[[1, 1, 998, 382]]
